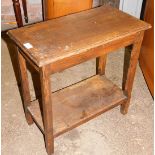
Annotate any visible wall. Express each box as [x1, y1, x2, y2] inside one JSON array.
[[119, 0, 143, 18]]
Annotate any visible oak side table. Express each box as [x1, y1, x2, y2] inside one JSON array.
[[8, 6, 151, 155]]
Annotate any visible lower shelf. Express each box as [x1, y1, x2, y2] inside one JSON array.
[[28, 75, 127, 137]]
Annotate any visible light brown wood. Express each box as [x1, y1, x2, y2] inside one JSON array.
[[8, 6, 151, 68], [139, 0, 154, 96], [28, 75, 127, 137], [43, 0, 92, 20], [17, 48, 34, 125], [40, 67, 54, 155], [121, 32, 144, 114]]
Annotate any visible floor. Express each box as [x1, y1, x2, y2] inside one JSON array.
[[1, 35, 153, 155]]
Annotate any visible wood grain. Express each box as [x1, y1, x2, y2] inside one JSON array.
[[139, 0, 154, 96], [44, 33, 141, 74], [121, 32, 144, 114], [12, 0, 23, 27], [17, 49, 34, 124], [28, 75, 127, 137], [43, 0, 92, 20], [9, 6, 151, 154], [97, 54, 107, 75], [8, 6, 151, 67], [40, 67, 54, 155], [43, 0, 54, 20]]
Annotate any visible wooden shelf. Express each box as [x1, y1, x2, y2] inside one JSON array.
[[28, 75, 127, 138]]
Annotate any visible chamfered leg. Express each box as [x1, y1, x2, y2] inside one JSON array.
[[97, 53, 107, 75], [121, 32, 144, 114], [17, 48, 34, 125], [40, 66, 54, 155]]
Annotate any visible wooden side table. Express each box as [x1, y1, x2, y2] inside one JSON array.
[[8, 6, 151, 155]]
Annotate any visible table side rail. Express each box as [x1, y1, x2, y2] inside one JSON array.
[[45, 32, 140, 75]]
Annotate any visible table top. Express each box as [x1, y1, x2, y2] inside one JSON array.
[[8, 6, 151, 67]]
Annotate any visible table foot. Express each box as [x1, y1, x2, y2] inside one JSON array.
[[120, 101, 130, 115]]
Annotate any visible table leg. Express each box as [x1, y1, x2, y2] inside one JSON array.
[[40, 67, 54, 155], [17, 49, 34, 125], [21, 0, 28, 23], [121, 32, 144, 114], [97, 54, 107, 75], [12, 0, 23, 27]]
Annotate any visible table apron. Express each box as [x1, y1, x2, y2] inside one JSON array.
[[18, 32, 141, 75], [45, 32, 140, 75]]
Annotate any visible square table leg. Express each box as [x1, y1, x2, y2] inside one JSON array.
[[40, 66, 54, 155], [121, 31, 144, 114], [17, 49, 34, 125], [97, 53, 107, 75]]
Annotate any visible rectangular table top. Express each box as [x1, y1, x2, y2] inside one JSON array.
[[8, 6, 151, 67]]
